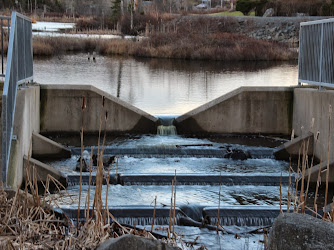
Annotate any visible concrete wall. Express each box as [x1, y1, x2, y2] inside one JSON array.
[[40, 85, 158, 134], [175, 87, 293, 135], [7, 86, 40, 188], [293, 88, 334, 162]]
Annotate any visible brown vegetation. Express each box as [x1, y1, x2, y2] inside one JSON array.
[[268, 0, 331, 16], [33, 36, 109, 56], [32, 16, 297, 61], [32, 32, 296, 61]]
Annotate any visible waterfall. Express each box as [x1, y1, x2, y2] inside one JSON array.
[[156, 115, 178, 136]]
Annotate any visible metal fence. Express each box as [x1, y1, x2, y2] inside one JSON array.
[[2, 12, 33, 185], [298, 18, 334, 87], [0, 16, 10, 78]]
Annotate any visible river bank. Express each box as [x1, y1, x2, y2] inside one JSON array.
[[31, 15, 299, 60], [31, 32, 296, 60], [0, 15, 309, 60]]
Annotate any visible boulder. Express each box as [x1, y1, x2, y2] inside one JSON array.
[[263, 8, 274, 17], [224, 149, 250, 160], [97, 234, 180, 250], [268, 213, 334, 250]]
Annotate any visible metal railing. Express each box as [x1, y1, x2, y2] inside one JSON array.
[[298, 18, 334, 88], [0, 16, 10, 77], [2, 12, 33, 185]]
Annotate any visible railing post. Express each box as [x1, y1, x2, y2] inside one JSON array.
[[298, 25, 303, 86], [319, 23, 324, 84], [299, 18, 334, 88], [1, 12, 33, 186], [1, 19, 3, 76]]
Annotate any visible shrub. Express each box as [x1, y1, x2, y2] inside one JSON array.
[[236, 0, 256, 16]]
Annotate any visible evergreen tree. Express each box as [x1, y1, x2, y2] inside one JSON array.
[[111, 0, 122, 24]]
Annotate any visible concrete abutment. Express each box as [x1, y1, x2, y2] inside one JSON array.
[[39, 85, 158, 134], [4, 85, 334, 187], [175, 87, 293, 135]]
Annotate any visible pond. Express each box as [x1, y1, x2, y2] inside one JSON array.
[[33, 54, 298, 115]]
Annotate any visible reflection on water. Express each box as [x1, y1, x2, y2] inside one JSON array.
[[49, 184, 288, 207], [34, 54, 298, 114]]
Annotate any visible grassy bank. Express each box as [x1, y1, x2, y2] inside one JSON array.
[[32, 32, 296, 61], [102, 32, 295, 60], [0, 15, 297, 61]]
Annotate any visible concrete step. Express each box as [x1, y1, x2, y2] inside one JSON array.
[[119, 173, 292, 186], [71, 147, 274, 159], [203, 205, 292, 226], [57, 206, 182, 226], [302, 160, 334, 183], [32, 132, 71, 160], [56, 205, 291, 227], [274, 132, 313, 161], [66, 173, 292, 186], [23, 156, 67, 186]]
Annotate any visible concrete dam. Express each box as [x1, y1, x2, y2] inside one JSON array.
[[2, 12, 334, 249], [2, 82, 333, 229]]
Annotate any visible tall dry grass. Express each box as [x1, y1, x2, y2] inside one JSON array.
[[33, 36, 109, 56], [31, 14, 297, 60], [0, 94, 170, 249], [285, 108, 334, 222], [101, 32, 296, 61]]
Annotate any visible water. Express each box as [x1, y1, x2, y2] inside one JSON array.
[[49, 156, 288, 175], [33, 54, 298, 114], [46, 135, 288, 175], [48, 184, 287, 207], [143, 225, 265, 250], [33, 53, 296, 249], [32, 21, 75, 32]]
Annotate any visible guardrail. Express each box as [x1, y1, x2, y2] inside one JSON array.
[[1, 12, 33, 185], [0, 16, 10, 78], [298, 18, 334, 88]]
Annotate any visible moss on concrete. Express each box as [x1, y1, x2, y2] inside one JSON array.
[[40, 88, 47, 131]]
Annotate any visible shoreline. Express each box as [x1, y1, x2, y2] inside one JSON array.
[[2, 15, 316, 60], [30, 15, 299, 61]]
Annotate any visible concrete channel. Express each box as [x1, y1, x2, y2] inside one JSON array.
[[3, 84, 334, 232]]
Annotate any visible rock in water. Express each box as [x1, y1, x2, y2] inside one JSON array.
[[75, 150, 90, 172], [268, 213, 334, 250], [224, 149, 250, 160], [75, 158, 89, 172], [92, 155, 115, 168], [97, 234, 180, 250]]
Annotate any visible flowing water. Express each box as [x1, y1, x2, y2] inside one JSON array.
[[45, 134, 292, 250], [33, 54, 297, 249]]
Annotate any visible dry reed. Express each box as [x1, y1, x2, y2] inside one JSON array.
[[217, 172, 222, 235], [172, 170, 176, 237], [31, 26, 296, 61], [324, 105, 332, 218], [77, 96, 86, 230], [287, 157, 292, 213], [280, 172, 283, 214], [151, 196, 157, 233], [0, 94, 177, 249]]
